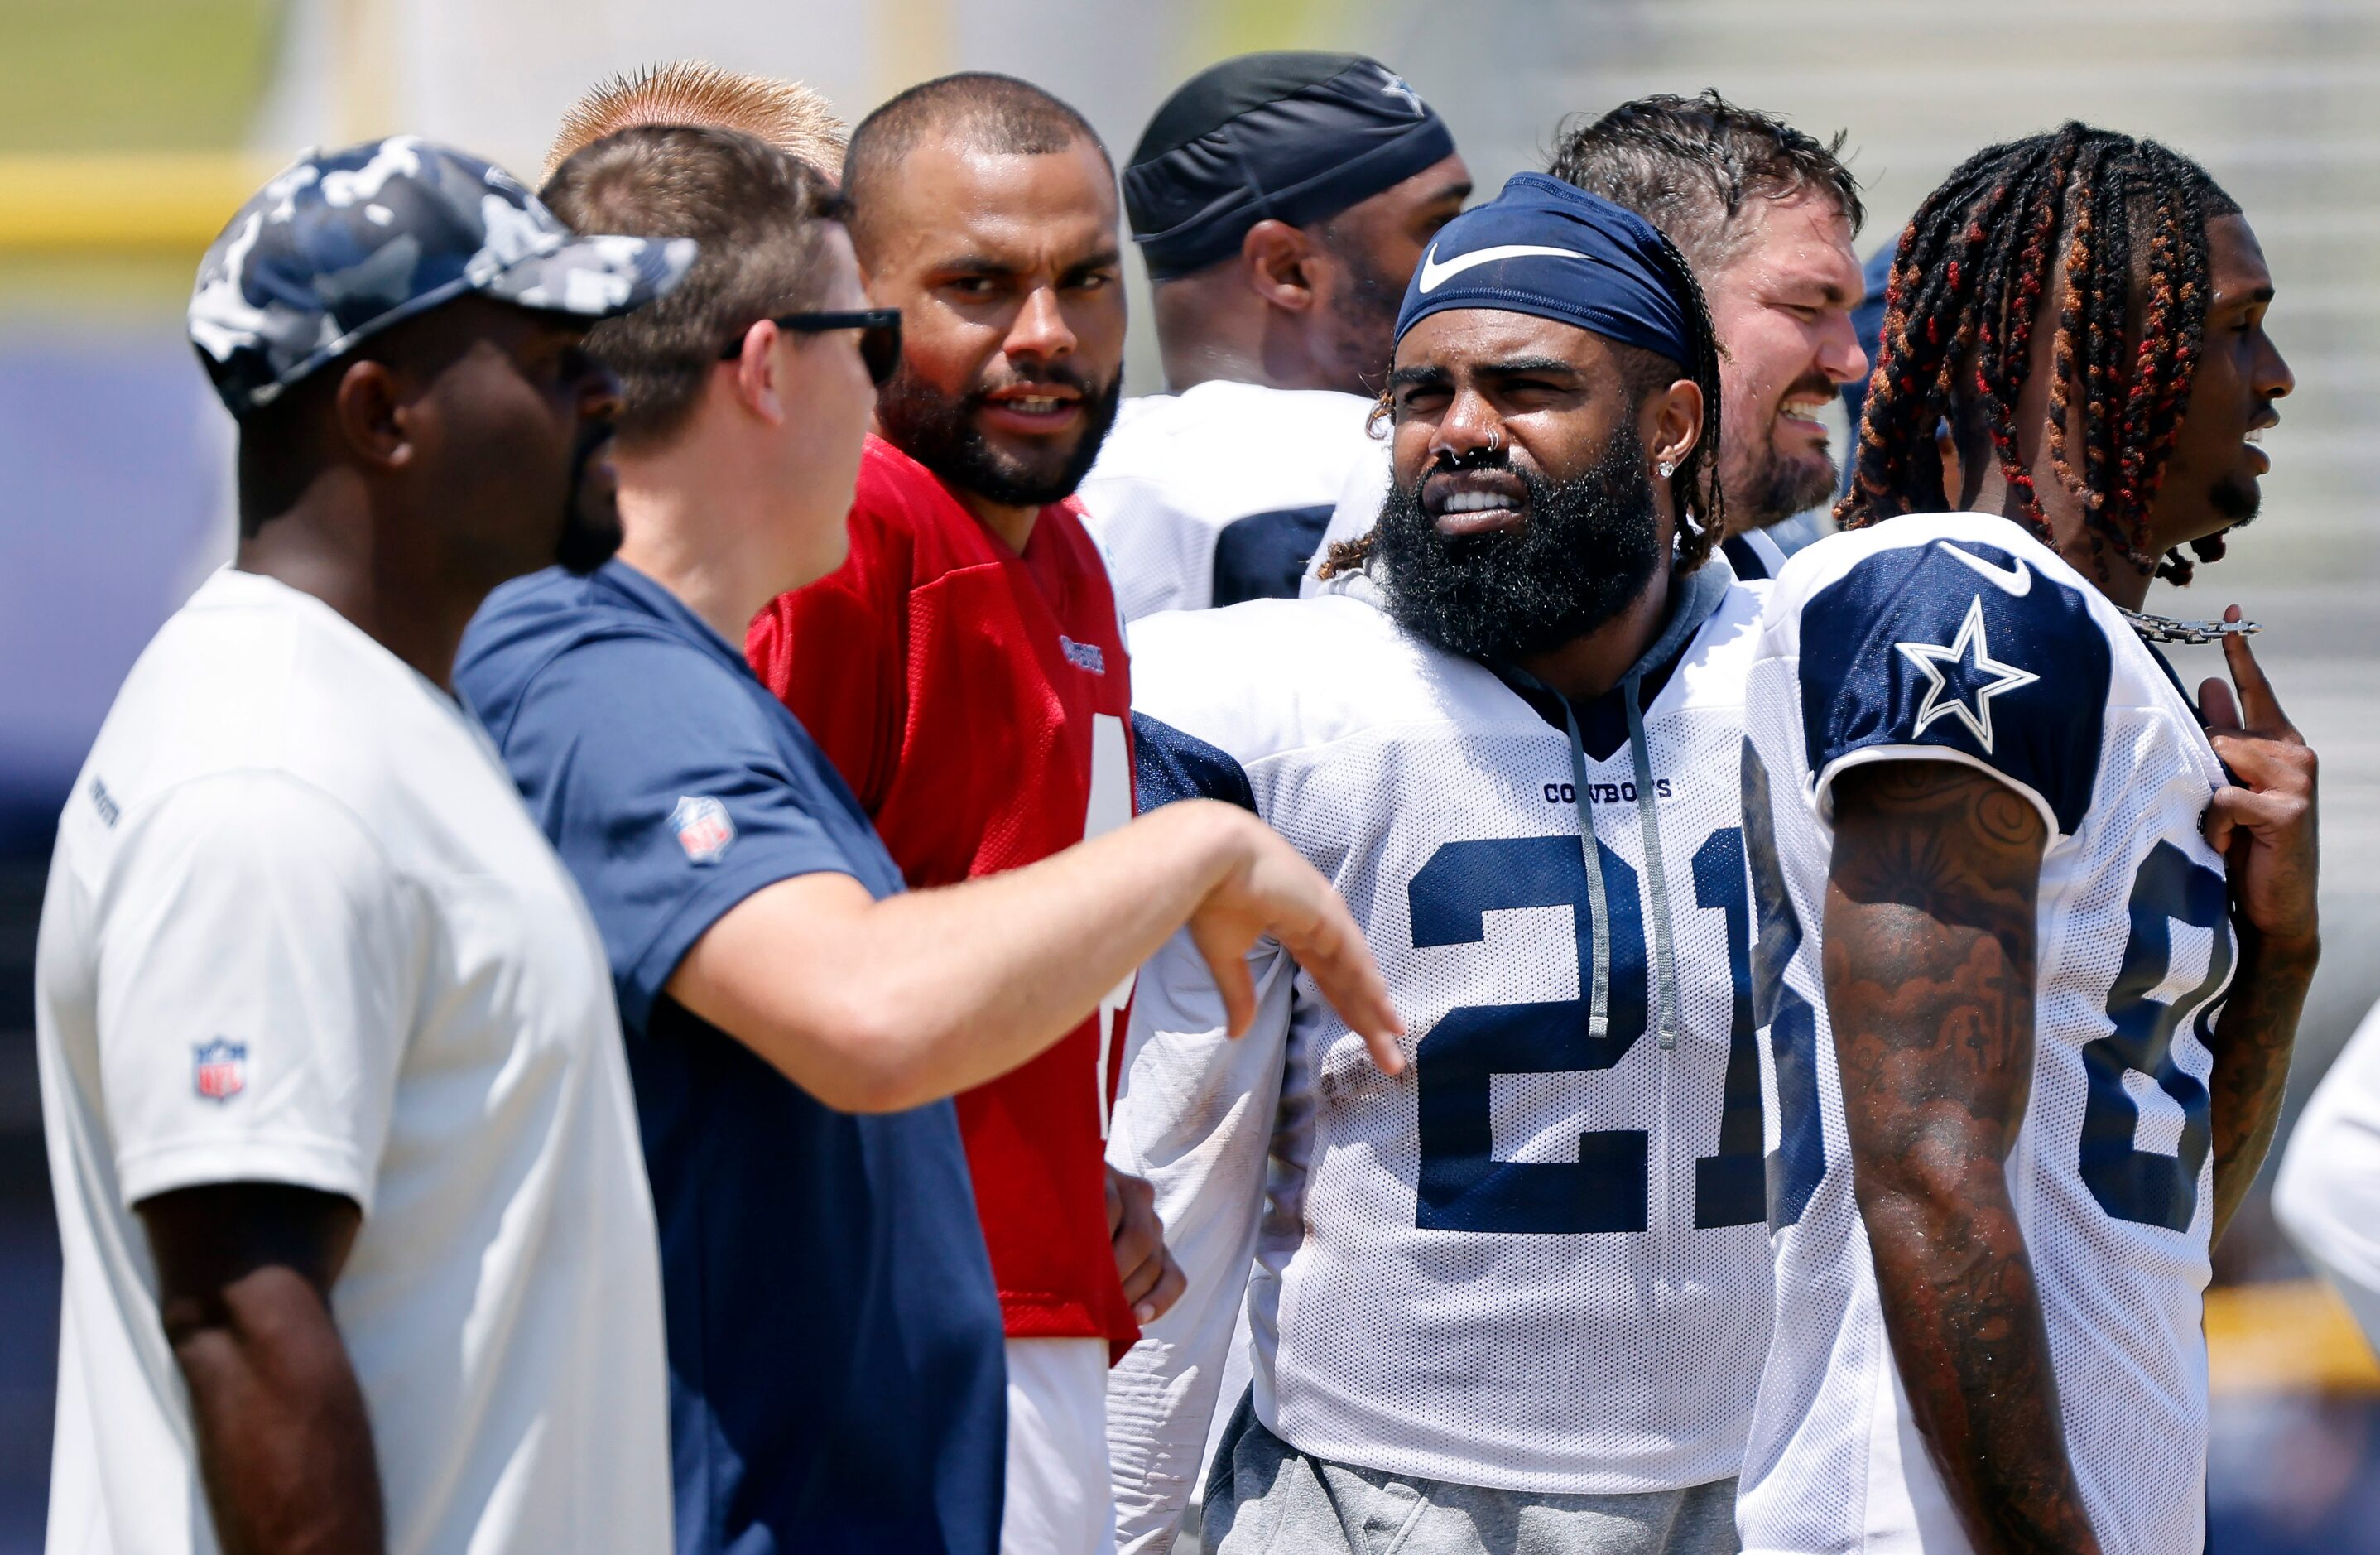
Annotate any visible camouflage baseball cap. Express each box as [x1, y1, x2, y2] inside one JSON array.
[[190, 135, 696, 416]]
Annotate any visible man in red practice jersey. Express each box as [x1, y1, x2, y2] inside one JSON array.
[[746, 73, 1153, 1555]]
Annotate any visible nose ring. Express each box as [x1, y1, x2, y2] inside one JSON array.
[[1484, 424, 1503, 455]]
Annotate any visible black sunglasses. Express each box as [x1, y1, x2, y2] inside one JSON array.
[[720, 308, 902, 386]]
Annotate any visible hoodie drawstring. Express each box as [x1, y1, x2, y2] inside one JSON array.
[[1556, 678, 1683, 1052], [1512, 557, 1731, 1055], [1557, 697, 1613, 1042], [1622, 671, 1683, 1050]]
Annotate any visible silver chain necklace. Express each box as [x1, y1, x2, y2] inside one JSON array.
[[2118, 606, 2261, 646]]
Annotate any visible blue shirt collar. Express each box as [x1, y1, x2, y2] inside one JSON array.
[[591, 558, 755, 678]]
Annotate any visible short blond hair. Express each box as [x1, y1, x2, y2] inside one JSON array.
[[544, 60, 847, 184]]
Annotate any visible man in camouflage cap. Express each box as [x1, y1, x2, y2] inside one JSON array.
[[35, 137, 690, 1553]]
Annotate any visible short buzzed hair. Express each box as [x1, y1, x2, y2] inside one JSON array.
[[545, 60, 846, 182], [542, 125, 844, 451], [1546, 89, 1863, 272], [841, 72, 1108, 259]]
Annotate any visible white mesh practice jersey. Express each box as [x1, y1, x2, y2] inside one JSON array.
[[1736, 513, 2236, 1555], [1077, 380, 1380, 621], [1107, 568, 1777, 1549]]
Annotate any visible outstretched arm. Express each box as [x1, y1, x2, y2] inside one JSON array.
[[2198, 616, 2320, 1241], [1826, 761, 2101, 1555], [670, 797, 1402, 1113]]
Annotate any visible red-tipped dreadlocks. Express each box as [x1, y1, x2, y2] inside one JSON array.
[[1840, 123, 2239, 585]]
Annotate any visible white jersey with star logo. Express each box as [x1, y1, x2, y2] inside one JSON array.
[[1737, 511, 2236, 1555], [1106, 567, 1778, 1547]]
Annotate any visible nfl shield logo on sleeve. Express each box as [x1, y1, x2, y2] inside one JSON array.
[[193, 1039, 246, 1102], [670, 796, 735, 865]]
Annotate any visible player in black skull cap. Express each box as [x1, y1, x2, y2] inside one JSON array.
[[1078, 52, 1471, 620]]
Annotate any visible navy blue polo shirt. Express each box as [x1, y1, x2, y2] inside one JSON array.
[[454, 560, 1005, 1555]]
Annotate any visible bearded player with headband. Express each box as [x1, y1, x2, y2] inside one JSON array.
[[1108, 174, 1769, 1555]]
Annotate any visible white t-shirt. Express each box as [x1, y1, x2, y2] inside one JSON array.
[[1077, 379, 1381, 621], [36, 567, 671, 1554], [2275, 999, 2380, 1350]]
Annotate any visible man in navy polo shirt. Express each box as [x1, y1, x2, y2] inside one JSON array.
[[455, 127, 1399, 1555]]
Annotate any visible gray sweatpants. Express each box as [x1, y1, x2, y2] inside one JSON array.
[[1200, 1392, 1740, 1555]]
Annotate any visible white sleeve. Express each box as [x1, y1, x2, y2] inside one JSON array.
[[1077, 469, 1201, 623], [95, 769, 425, 1214], [1105, 924, 1297, 1554], [1297, 433, 1393, 597], [2273, 999, 2380, 1350]]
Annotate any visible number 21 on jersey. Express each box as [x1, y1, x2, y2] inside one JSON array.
[[1406, 826, 1765, 1235]]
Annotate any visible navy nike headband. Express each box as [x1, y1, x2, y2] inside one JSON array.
[[1394, 171, 1695, 367], [1125, 51, 1455, 281]]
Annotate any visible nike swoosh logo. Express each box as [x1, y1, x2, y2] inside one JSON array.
[[1416, 243, 1588, 293], [1938, 542, 2031, 596]]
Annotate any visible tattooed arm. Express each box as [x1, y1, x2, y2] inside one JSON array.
[[1825, 760, 2101, 1555], [2208, 932, 2316, 1240], [2198, 620, 2320, 1243]]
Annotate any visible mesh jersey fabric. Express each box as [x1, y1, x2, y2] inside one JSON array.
[[1735, 511, 2235, 1555], [1077, 380, 1380, 621], [1297, 436, 1396, 598], [1108, 572, 1777, 1548], [747, 434, 1141, 1354]]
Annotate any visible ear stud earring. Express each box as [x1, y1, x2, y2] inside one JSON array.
[[1657, 460, 1676, 479]]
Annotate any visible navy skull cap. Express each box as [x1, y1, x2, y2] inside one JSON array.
[[1394, 171, 1696, 368], [190, 135, 697, 416], [1124, 51, 1455, 280]]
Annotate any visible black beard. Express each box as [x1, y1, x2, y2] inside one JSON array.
[[1372, 426, 1665, 664], [873, 360, 1122, 508], [2209, 470, 2261, 527], [555, 420, 624, 575]]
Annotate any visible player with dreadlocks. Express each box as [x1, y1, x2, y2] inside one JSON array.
[[1844, 122, 2277, 592], [1737, 124, 2318, 1555]]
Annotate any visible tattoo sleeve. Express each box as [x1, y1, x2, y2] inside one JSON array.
[[2206, 923, 2317, 1243], [1825, 761, 2104, 1555]]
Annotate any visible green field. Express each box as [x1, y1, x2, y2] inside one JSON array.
[[0, 0, 279, 152]]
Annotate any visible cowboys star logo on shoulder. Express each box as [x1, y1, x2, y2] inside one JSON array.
[[1894, 593, 2041, 755]]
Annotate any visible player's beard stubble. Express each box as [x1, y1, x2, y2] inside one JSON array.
[[1726, 373, 1843, 530], [1372, 425, 1667, 667], [874, 358, 1123, 509]]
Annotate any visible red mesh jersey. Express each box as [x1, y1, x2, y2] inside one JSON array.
[[748, 434, 1139, 1355]]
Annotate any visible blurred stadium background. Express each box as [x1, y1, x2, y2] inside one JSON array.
[[3, 2, 2378, 1548]]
